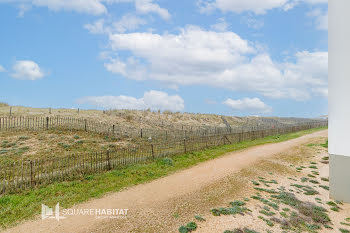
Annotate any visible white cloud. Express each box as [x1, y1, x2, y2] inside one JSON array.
[[84, 19, 107, 34], [223, 97, 272, 114], [210, 18, 229, 31], [24, 0, 107, 15], [103, 0, 171, 19], [11, 60, 45, 80], [135, 0, 170, 20], [0, 65, 5, 72], [85, 14, 147, 35], [104, 26, 328, 101], [307, 9, 328, 30], [198, 0, 289, 15], [78, 90, 184, 111], [1, 0, 170, 18], [198, 0, 327, 14], [113, 14, 147, 33]]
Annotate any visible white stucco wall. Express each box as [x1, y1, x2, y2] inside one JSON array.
[[329, 0, 350, 157]]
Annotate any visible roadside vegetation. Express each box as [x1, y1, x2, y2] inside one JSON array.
[[0, 126, 326, 229]]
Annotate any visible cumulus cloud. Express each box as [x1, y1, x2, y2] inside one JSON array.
[[104, 26, 328, 101], [198, 0, 327, 14], [223, 97, 272, 113], [0, 65, 5, 72], [78, 90, 184, 111], [11, 60, 45, 80]]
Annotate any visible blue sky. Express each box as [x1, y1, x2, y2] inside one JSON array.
[[0, 0, 328, 117]]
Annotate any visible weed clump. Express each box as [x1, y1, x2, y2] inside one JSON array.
[[178, 222, 197, 233], [160, 157, 174, 166]]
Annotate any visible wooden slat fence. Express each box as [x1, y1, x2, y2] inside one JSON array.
[[0, 120, 327, 195], [0, 116, 325, 142]]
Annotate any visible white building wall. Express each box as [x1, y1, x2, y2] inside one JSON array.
[[329, 0, 350, 202], [329, 0, 350, 157]]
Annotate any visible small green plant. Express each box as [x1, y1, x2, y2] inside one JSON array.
[[251, 180, 260, 186], [321, 177, 329, 182], [230, 200, 246, 207], [320, 140, 328, 148], [326, 201, 337, 207], [330, 207, 339, 212], [319, 185, 329, 191], [280, 211, 288, 218], [309, 179, 319, 184], [254, 187, 278, 194], [178, 222, 197, 233], [160, 157, 174, 166], [301, 177, 308, 183], [259, 209, 275, 216], [339, 228, 350, 233], [194, 215, 205, 222], [306, 224, 321, 230], [258, 216, 274, 227]]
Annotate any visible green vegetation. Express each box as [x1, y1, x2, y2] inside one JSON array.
[[178, 222, 197, 233], [258, 215, 274, 227], [194, 215, 205, 222], [0, 126, 327, 229], [320, 140, 328, 148]]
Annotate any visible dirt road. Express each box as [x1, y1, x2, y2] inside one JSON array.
[[6, 130, 328, 233]]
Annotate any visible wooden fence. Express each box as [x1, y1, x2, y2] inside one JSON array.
[[0, 116, 325, 142], [0, 120, 327, 195]]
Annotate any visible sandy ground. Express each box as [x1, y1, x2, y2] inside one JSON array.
[[195, 140, 350, 233], [5, 130, 329, 233]]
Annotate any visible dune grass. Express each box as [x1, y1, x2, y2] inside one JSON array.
[[0, 126, 327, 229]]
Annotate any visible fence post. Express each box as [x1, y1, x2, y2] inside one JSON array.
[[184, 139, 187, 153], [84, 119, 87, 131], [9, 107, 12, 116], [151, 144, 154, 159], [107, 150, 111, 170], [49, 108, 51, 114], [140, 129, 143, 138], [113, 125, 115, 136], [46, 117, 49, 130], [30, 161, 33, 187]]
